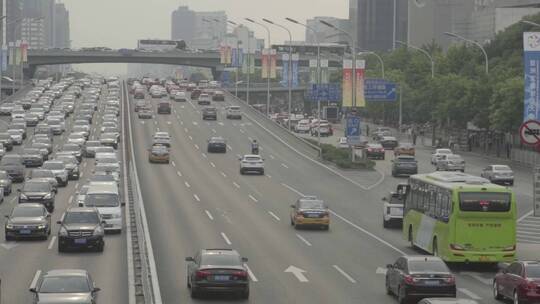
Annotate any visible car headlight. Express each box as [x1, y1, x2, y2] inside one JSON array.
[[19, 193, 28, 200], [59, 226, 68, 236], [94, 226, 104, 236], [43, 193, 52, 199], [37, 224, 46, 229], [5, 223, 13, 229]]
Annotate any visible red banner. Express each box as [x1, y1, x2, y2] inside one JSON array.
[[270, 49, 277, 79], [261, 49, 269, 78], [355, 60, 365, 107], [342, 59, 353, 107]]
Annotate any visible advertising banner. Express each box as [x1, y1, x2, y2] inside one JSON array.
[[1, 46, 7, 71], [261, 49, 269, 79], [342, 59, 353, 107], [220, 46, 226, 64], [281, 53, 289, 87], [21, 42, 28, 63], [355, 60, 366, 107], [270, 49, 277, 79], [309, 59, 317, 84], [524, 32, 540, 121], [231, 48, 238, 67], [321, 59, 329, 84], [8, 43, 14, 65], [292, 53, 299, 88], [225, 46, 232, 65]]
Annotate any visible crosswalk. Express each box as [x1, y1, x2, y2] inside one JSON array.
[[517, 214, 540, 244]]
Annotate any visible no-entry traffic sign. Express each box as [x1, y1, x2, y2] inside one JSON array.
[[520, 120, 540, 146]]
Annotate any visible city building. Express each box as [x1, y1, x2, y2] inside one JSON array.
[[21, 17, 45, 49], [6, 0, 23, 45], [349, 0, 408, 51], [171, 6, 196, 42], [191, 11, 227, 50], [306, 17, 350, 45], [54, 2, 70, 49]]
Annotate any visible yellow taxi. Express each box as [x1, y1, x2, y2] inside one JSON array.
[[290, 196, 329, 230], [394, 143, 415, 157], [148, 144, 170, 163]]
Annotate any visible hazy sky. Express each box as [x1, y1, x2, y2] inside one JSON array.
[[62, 0, 349, 75]]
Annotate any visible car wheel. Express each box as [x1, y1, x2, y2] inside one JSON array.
[[493, 281, 503, 300], [58, 243, 65, 252], [383, 219, 390, 228], [96, 241, 104, 252], [432, 237, 438, 257], [398, 286, 408, 304], [260, 170, 265, 175], [240, 169, 244, 175], [190, 286, 199, 299], [240, 288, 249, 299]]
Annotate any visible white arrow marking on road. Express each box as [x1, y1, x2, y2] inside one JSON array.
[[333, 265, 357, 283], [48, 236, 56, 250], [30, 270, 42, 289], [458, 288, 482, 300], [171, 161, 176, 167], [284, 266, 309, 282], [184, 181, 191, 188], [375, 267, 387, 275], [177, 171, 183, 177], [193, 194, 201, 202], [233, 182, 240, 189], [221, 232, 232, 245], [244, 264, 258, 282], [0, 242, 18, 250], [268, 211, 280, 221], [281, 163, 289, 169], [205, 210, 214, 220], [248, 195, 258, 202], [296, 234, 312, 246]]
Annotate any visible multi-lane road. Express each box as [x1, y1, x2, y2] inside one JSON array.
[[129, 84, 538, 303]]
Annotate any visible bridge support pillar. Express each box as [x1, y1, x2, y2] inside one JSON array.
[[211, 68, 222, 81], [23, 65, 37, 79]]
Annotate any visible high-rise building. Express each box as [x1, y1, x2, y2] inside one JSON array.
[[305, 17, 350, 45], [54, 2, 70, 48], [191, 11, 227, 50], [171, 6, 196, 42], [349, 0, 408, 51], [6, 0, 23, 45]]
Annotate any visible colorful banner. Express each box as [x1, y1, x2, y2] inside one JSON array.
[[21, 42, 28, 63], [270, 49, 277, 79], [231, 48, 238, 67], [355, 60, 366, 107], [342, 59, 353, 107], [321, 59, 329, 84], [225, 46, 232, 65], [292, 53, 299, 88], [15, 40, 22, 65], [524, 32, 540, 121], [1, 46, 7, 71], [309, 59, 317, 84], [281, 53, 289, 87], [261, 49, 269, 79], [242, 52, 248, 73], [220, 46, 226, 64]]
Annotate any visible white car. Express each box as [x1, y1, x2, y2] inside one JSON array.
[[173, 91, 187, 102], [337, 137, 349, 149], [239, 154, 265, 175], [435, 154, 465, 172], [7, 129, 23, 145], [66, 133, 87, 146], [226, 106, 242, 119], [431, 148, 453, 165], [295, 120, 311, 133]]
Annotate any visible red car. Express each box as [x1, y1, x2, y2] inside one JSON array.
[[493, 261, 540, 304]]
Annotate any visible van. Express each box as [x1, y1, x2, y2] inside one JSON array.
[[80, 182, 123, 232], [157, 100, 171, 114]]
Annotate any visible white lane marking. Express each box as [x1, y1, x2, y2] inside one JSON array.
[[247, 136, 252, 141], [218, 122, 224, 126], [460, 272, 492, 285], [220, 171, 227, 177], [210, 162, 216, 168], [171, 161, 176, 167], [83, 162, 87, 168], [194, 144, 199, 150], [458, 288, 482, 300], [205, 210, 214, 220], [9, 196, 17, 204], [259, 146, 264, 151], [156, 127, 160, 132], [211, 129, 217, 133], [296, 234, 312, 246], [281, 163, 289, 169], [518, 210, 534, 222], [167, 121, 171, 125], [68, 195, 73, 204], [268, 211, 280, 221], [193, 194, 201, 202], [184, 181, 191, 188], [184, 127, 188, 133], [233, 182, 240, 189], [333, 265, 357, 283], [281, 183, 304, 196], [140, 121, 145, 124], [244, 264, 258, 282], [30, 270, 42, 289], [227, 145, 232, 151], [375, 267, 387, 275], [75, 182, 79, 189], [221, 232, 232, 245], [248, 195, 258, 202], [192, 121, 198, 126], [48, 236, 56, 250], [240, 129, 244, 133], [177, 171, 183, 177], [284, 266, 308, 282], [178, 117, 182, 122], [80, 171, 84, 178], [201, 153, 207, 158], [188, 135, 193, 141], [266, 174, 272, 179]]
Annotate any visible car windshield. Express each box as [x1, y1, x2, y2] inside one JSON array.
[[43, 162, 64, 170], [245, 157, 261, 161], [23, 182, 49, 192], [57, 157, 77, 164], [64, 211, 99, 224], [201, 254, 242, 266], [397, 157, 416, 162], [24, 149, 40, 154], [408, 260, 449, 273], [32, 170, 54, 178], [527, 265, 540, 278], [39, 276, 90, 293], [12, 207, 43, 217], [101, 133, 116, 139], [437, 149, 452, 154], [447, 155, 462, 160], [459, 192, 511, 212], [63, 145, 79, 152], [85, 193, 119, 207], [299, 200, 325, 209], [493, 165, 511, 171]]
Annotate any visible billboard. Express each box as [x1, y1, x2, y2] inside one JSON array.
[[137, 39, 186, 51], [524, 32, 540, 121]]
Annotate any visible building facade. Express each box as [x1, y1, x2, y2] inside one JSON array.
[[54, 2, 70, 49], [305, 17, 350, 45], [171, 6, 196, 42]]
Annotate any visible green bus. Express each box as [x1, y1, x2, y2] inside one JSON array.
[[403, 171, 516, 263]]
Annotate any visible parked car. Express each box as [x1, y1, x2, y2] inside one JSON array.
[[392, 155, 418, 177], [436, 154, 465, 172], [481, 165, 514, 186], [493, 261, 540, 304]]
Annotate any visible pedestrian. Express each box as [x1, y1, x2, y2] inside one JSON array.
[[366, 124, 370, 136], [412, 132, 417, 146]]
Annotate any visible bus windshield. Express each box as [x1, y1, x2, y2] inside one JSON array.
[[459, 192, 511, 212]]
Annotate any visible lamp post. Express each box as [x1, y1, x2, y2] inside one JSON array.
[[521, 20, 540, 27], [228, 20, 242, 98], [357, 50, 385, 78], [0, 15, 7, 102], [393, 0, 397, 50], [7, 18, 23, 95], [246, 18, 272, 117], [286, 17, 322, 145], [395, 40, 434, 78], [444, 31, 489, 74], [263, 18, 293, 131]]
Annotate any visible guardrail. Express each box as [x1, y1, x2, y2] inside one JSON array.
[[122, 81, 162, 304]]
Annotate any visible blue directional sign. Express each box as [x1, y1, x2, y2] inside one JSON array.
[[364, 79, 397, 102], [346, 116, 361, 145], [306, 84, 341, 102]]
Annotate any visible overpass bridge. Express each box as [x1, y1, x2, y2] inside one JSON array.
[[26, 49, 341, 79], [223, 82, 307, 93]]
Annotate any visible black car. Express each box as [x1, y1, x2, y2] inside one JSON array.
[[202, 106, 217, 120], [186, 249, 249, 299], [0, 155, 25, 182], [391, 155, 418, 177], [22, 148, 44, 167], [57, 207, 105, 252], [4, 203, 51, 240], [18, 179, 56, 212], [0, 132, 14, 151], [386, 256, 456, 303], [207, 137, 227, 153], [55, 155, 80, 180], [0, 170, 13, 195]]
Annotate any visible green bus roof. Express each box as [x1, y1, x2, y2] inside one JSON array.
[[411, 172, 511, 192]]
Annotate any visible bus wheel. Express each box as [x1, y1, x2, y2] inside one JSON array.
[[432, 238, 439, 257]]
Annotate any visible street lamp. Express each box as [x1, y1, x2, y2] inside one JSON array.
[[357, 50, 385, 78], [520, 20, 540, 27], [444, 32, 489, 74], [227, 21, 243, 98], [395, 40, 434, 78], [286, 17, 322, 145], [246, 18, 272, 118], [263, 18, 293, 131]]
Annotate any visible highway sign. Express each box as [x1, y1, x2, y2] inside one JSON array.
[[346, 116, 361, 145], [364, 79, 397, 101], [306, 84, 341, 102], [519, 120, 540, 145]]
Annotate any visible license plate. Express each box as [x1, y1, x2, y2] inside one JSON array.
[[424, 280, 440, 285], [214, 275, 229, 281], [74, 239, 87, 244], [306, 213, 319, 218], [19, 229, 31, 234]]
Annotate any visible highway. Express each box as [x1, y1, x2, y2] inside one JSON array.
[[0, 85, 128, 303], [128, 84, 537, 303]]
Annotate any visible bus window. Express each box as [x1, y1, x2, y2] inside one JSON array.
[[459, 192, 511, 212]]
